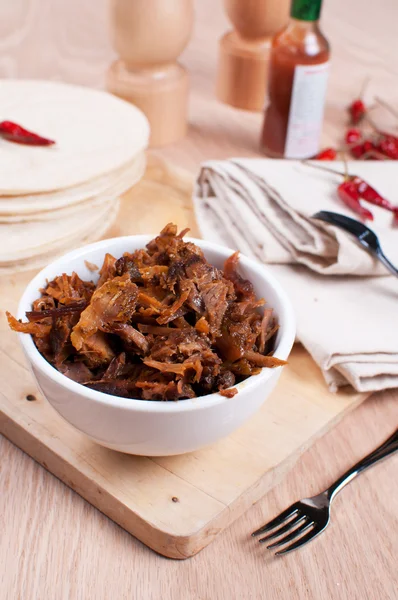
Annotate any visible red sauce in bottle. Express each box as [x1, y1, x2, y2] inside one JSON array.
[[261, 0, 330, 159]]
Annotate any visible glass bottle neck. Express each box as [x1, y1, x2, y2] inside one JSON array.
[[289, 17, 320, 31]]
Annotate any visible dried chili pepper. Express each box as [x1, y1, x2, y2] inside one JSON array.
[[349, 144, 363, 159], [347, 79, 371, 127], [313, 147, 337, 160], [349, 139, 375, 159], [345, 128, 361, 145], [379, 131, 398, 145], [360, 108, 398, 160], [348, 99, 366, 125], [351, 177, 395, 211], [337, 180, 374, 221], [0, 121, 55, 146], [376, 135, 398, 160], [303, 161, 398, 222]]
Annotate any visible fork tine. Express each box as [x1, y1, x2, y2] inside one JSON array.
[[267, 520, 313, 549], [252, 505, 299, 537], [258, 514, 306, 543], [275, 527, 319, 556]]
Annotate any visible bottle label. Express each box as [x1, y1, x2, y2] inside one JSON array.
[[284, 62, 329, 159]]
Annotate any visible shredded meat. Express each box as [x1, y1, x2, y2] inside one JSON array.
[[32, 296, 55, 312], [115, 254, 142, 282], [200, 280, 229, 340], [217, 369, 236, 390], [84, 260, 98, 272], [136, 380, 196, 401], [258, 308, 273, 354], [8, 223, 287, 400], [70, 273, 138, 352], [78, 331, 115, 368], [224, 251, 255, 300], [219, 387, 238, 398], [144, 358, 203, 382], [195, 316, 210, 334], [42, 272, 95, 305], [26, 301, 87, 322], [59, 361, 94, 383], [103, 352, 126, 379], [50, 314, 78, 366], [243, 350, 287, 368], [96, 253, 117, 288], [6, 312, 51, 337], [109, 323, 149, 354]]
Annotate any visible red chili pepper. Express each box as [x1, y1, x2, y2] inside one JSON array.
[[349, 174, 398, 213], [351, 176, 395, 211], [348, 99, 366, 125], [313, 147, 337, 160], [337, 180, 374, 221], [349, 143, 364, 159], [349, 139, 375, 159], [345, 128, 361, 145], [376, 135, 398, 160], [0, 121, 55, 146], [378, 130, 398, 144], [303, 161, 397, 221]]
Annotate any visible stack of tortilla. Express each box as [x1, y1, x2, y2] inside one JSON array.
[[0, 80, 150, 274]]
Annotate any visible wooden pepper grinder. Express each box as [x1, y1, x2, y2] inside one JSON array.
[[217, 0, 290, 111], [107, 0, 194, 147]]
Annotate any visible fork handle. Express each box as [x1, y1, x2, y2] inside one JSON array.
[[326, 428, 398, 501]]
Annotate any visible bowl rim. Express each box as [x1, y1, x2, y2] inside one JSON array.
[[17, 235, 296, 414]]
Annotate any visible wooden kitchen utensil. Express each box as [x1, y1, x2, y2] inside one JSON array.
[[106, 0, 194, 147], [216, 0, 290, 111]]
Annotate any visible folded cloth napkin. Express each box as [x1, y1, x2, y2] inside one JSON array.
[[195, 159, 398, 276], [194, 159, 398, 393]]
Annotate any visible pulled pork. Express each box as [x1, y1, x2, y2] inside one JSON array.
[[8, 224, 286, 400]]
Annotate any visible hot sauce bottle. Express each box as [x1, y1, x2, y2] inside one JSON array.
[[261, 0, 330, 158]]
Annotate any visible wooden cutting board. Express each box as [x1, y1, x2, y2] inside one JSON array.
[[0, 156, 367, 559]]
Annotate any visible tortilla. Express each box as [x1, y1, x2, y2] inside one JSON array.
[[0, 151, 145, 216], [0, 194, 113, 223], [0, 152, 145, 222], [0, 80, 149, 194], [0, 203, 119, 275], [0, 199, 120, 262]]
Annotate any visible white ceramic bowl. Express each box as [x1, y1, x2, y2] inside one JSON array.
[[17, 236, 295, 456]]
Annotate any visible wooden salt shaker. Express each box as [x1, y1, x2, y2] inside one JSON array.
[[107, 0, 194, 147], [217, 0, 290, 111]]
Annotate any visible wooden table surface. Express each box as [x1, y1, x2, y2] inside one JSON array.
[[1, 1, 398, 599]]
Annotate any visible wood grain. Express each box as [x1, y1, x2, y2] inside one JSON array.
[[1, 0, 398, 597]]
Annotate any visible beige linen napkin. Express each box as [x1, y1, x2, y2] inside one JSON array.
[[195, 159, 398, 276], [194, 159, 398, 392]]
